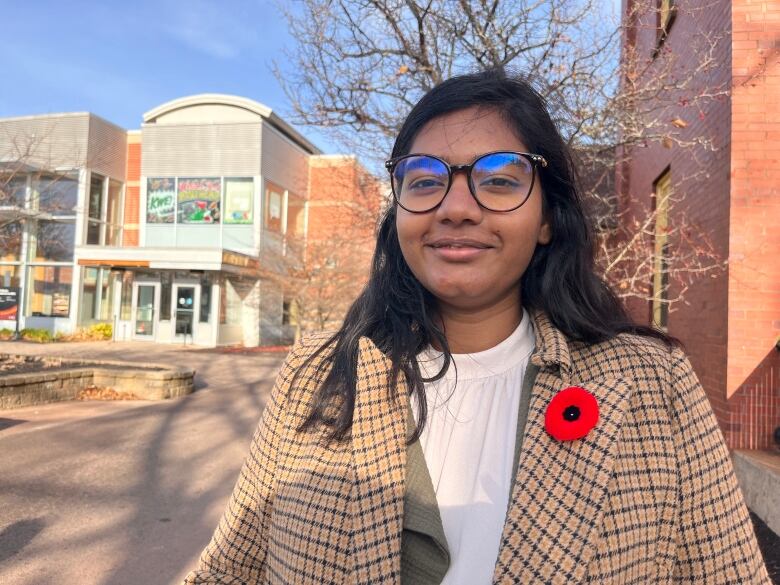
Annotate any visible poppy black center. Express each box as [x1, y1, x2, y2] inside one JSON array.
[[563, 405, 581, 422]]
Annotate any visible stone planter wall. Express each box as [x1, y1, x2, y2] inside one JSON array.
[[0, 354, 195, 409]]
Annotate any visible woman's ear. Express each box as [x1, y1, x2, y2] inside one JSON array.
[[538, 216, 552, 245]]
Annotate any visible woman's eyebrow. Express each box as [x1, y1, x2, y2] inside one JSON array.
[[420, 153, 482, 164]]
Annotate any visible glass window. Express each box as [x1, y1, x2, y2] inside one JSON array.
[[160, 272, 172, 320], [286, 193, 305, 237], [88, 174, 104, 220], [80, 267, 99, 324], [264, 186, 284, 232], [87, 174, 104, 245], [1, 176, 27, 208], [120, 271, 133, 321], [178, 178, 221, 224], [98, 269, 115, 321], [0, 264, 21, 288], [199, 273, 212, 323], [30, 220, 75, 262], [0, 222, 23, 262], [27, 265, 72, 317], [106, 179, 123, 246], [224, 178, 253, 224], [36, 174, 78, 214], [147, 178, 175, 224], [651, 170, 671, 330], [660, 0, 675, 33], [80, 268, 115, 323]]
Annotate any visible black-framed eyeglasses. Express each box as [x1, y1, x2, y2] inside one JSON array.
[[385, 150, 547, 213]]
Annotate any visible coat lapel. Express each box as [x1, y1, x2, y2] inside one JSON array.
[[350, 337, 407, 584], [401, 400, 450, 585], [492, 312, 635, 584]]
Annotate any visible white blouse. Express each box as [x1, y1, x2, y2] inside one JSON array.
[[411, 309, 535, 584]]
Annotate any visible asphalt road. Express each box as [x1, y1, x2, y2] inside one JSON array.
[[0, 340, 285, 585]]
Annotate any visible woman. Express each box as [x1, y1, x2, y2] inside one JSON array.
[[184, 70, 770, 584]]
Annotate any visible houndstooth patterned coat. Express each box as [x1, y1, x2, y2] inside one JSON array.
[[183, 310, 770, 584]]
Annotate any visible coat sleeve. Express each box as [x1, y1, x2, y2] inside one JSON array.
[[668, 347, 771, 584], [182, 342, 305, 585]]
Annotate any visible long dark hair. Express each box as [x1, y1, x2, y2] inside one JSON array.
[[296, 68, 675, 443]]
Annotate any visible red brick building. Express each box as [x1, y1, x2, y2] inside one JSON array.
[[619, 0, 779, 449]]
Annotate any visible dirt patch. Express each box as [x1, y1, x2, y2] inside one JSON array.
[[77, 386, 141, 401], [0, 354, 164, 375], [0, 355, 61, 375]]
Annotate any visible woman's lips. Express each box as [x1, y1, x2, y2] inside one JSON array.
[[426, 243, 493, 261]]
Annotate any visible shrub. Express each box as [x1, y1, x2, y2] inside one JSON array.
[[20, 328, 54, 343], [0, 328, 14, 340], [59, 323, 114, 342], [88, 323, 113, 340]]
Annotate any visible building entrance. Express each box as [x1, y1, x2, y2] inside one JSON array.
[[132, 282, 159, 340], [173, 285, 197, 341]]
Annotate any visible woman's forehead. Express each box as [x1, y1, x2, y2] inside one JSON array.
[[409, 107, 530, 155]]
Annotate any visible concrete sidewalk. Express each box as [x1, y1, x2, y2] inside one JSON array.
[[0, 339, 286, 585]]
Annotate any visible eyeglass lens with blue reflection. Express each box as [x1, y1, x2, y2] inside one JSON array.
[[385, 151, 547, 213]]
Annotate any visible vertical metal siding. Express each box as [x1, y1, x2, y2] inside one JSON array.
[[0, 114, 90, 170], [260, 122, 309, 196], [87, 116, 127, 180], [141, 123, 262, 177]]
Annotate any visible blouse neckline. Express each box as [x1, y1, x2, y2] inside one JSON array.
[[417, 308, 535, 381]]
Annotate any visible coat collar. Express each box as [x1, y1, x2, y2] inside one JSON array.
[[349, 312, 634, 584], [529, 308, 572, 380]]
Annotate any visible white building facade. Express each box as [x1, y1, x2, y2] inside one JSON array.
[[0, 95, 325, 346]]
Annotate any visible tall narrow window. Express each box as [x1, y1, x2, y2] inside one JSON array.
[[106, 179, 123, 245], [264, 184, 284, 232], [651, 169, 671, 330], [199, 273, 212, 323], [654, 0, 676, 54], [1, 176, 27, 208], [160, 272, 172, 320], [120, 271, 134, 321], [87, 174, 104, 245], [660, 0, 675, 32]]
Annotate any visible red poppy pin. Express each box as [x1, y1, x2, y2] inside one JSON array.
[[544, 386, 599, 441]]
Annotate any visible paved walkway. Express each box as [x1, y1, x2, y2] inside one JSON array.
[[0, 339, 286, 585], [2, 340, 778, 584]]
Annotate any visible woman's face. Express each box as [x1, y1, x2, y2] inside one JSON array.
[[395, 107, 551, 312]]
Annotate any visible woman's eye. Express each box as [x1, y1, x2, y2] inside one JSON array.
[[409, 177, 445, 190], [480, 176, 521, 189]]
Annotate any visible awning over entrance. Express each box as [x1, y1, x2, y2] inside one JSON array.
[[75, 246, 265, 277]]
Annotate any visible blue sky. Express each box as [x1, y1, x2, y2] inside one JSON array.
[[1, 0, 625, 159], [0, 0, 341, 153]]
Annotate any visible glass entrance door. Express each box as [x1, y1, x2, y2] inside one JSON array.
[[174, 285, 196, 340], [134, 284, 157, 338]]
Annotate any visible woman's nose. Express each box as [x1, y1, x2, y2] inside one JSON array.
[[435, 172, 482, 223]]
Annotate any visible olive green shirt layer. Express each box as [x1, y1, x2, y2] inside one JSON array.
[[400, 360, 540, 585]]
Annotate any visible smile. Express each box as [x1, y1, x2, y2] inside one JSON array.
[[426, 242, 493, 261], [427, 238, 492, 249]]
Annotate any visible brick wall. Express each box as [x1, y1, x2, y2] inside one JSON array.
[[293, 156, 382, 331], [727, 0, 780, 448], [622, 0, 734, 424], [123, 133, 141, 246], [621, 0, 780, 448]]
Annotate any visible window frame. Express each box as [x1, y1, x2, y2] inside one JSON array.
[[653, 0, 676, 57], [650, 168, 672, 331]]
